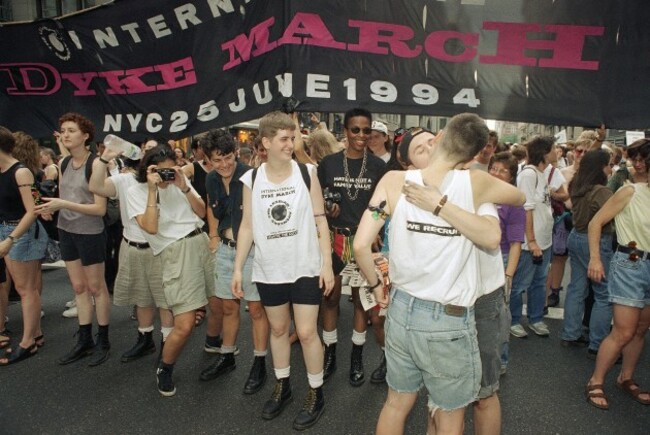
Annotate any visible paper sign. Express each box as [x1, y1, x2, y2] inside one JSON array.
[[360, 287, 378, 311], [626, 131, 645, 145], [554, 129, 567, 144]]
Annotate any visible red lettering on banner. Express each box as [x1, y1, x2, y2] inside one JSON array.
[[277, 13, 346, 49], [480, 22, 604, 70], [348, 20, 422, 58], [424, 31, 479, 62], [221, 17, 278, 70], [99, 66, 157, 95], [0, 63, 61, 95], [61, 72, 99, 96]]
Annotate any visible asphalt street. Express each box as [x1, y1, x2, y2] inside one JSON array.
[[1, 265, 648, 435]]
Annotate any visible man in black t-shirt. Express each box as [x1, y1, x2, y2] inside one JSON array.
[[317, 108, 386, 387]]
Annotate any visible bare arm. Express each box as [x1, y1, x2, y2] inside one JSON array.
[[89, 158, 117, 198], [232, 186, 254, 298], [309, 167, 334, 294], [206, 194, 220, 252], [135, 186, 159, 234]]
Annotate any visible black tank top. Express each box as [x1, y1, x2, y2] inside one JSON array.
[[0, 162, 27, 221], [191, 161, 208, 203]]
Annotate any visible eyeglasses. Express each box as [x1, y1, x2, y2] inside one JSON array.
[[349, 127, 372, 135]]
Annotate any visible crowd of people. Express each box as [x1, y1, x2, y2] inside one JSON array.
[[0, 108, 648, 433]]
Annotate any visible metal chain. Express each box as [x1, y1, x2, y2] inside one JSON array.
[[343, 149, 368, 201]]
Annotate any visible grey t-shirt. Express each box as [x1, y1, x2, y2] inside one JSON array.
[[57, 156, 104, 235]]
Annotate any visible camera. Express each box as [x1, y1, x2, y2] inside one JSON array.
[[282, 96, 303, 114], [323, 187, 341, 211], [156, 168, 176, 181]]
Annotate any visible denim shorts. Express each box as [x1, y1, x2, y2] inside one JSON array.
[[215, 244, 259, 301], [385, 289, 481, 412], [475, 287, 510, 399], [608, 251, 650, 308], [0, 221, 48, 262]]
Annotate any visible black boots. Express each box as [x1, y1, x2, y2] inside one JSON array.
[[243, 355, 267, 395], [88, 325, 110, 367], [156, 362, 176, 397], [58, 324, 95, 365], [199, 352, 236, 381], [323, 343, 337, 381], [370, 352, 387, 384], [293, 387, 325, 431], [121, 331, 155, 363], [262, 377, 292, 420], [349, 344, 365, 387]]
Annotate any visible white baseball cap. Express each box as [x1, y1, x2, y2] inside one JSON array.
[[371, 121, 388, 135]]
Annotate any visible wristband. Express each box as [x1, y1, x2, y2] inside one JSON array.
[[98, 157, 110, 165], [433, 195, 448, 216], [366, 280, 382, 291], [182, 187, 191, 194]]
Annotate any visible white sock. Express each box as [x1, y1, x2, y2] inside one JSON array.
[[161, 326, 173, 341], [254, 349, 268, 357], [221, 345, 237, 354], [274, 366, 290, 379], [138, 325, 154, 334], [351, 329, 366, 346], [322, 329, 338, 345], [308, 371, 324, 389]]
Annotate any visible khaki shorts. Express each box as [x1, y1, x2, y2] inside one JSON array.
[[160, 233, 215, 316], [113, 240, 168, 309]]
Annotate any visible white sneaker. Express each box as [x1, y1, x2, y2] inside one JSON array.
[[529, 321, 550, 337], [65, 300, 76, 308], [62, 306, 78, 318], [510, 324, 528, 338]]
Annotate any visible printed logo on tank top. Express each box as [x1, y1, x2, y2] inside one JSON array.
[[262, 186, 298, 239], [406, 220, 459, 237]]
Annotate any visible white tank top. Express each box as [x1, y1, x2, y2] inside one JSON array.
[[241, 161, 321, 283], [614, 183, 650, 251], [389, 169, 481, 306]]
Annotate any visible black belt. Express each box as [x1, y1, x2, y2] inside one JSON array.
[[123, 237, 150, 249], [330, 226, 357, 237], [617, 244, 650, 261], [183, 228, 204, 240], [221, 237, 236, 248]]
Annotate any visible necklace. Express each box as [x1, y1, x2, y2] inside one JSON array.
[[343, 149, 368, 201]]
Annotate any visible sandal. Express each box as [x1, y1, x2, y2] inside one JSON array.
[[616, 379, 650, 405], [585, 384, 609, 410], [195, 307, 207, 326], [34, 334, 45, 348], [0, 343, 38, 366]]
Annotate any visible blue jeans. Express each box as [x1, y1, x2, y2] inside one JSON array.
[[561, 231, 613, 351], [509, 247, 551, 325]]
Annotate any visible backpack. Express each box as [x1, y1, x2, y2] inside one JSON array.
[[251, 162, 311, 190], [61, 154, 121, 227]]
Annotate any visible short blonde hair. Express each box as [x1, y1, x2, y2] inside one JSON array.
[[259, 111, 295, 140], [308, 129, 340, 163]]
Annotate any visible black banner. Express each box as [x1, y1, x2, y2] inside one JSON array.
[[1, 0, 648, 140]]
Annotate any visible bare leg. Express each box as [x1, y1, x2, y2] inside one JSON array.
[[4, 258, 41, 348], [616, 305, 650, 402], [293, 304, 322, 374], [426, 407, 466, 435], [473, 394, 501, 435], [248, 300, 269, 352], [321, 275, 342, 334], [161, 311, 195, 364], [136, 306, 156, 328], [376, 388, 418, 435], [84, 262, 110, 326], [265, 304, 292, 370], [221, 299, 240, 347], [207, 296, 223, 337]]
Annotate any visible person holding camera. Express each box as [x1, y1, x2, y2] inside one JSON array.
[[89, 145, 174, 364], [126, 145, 214, 397], [316, 108, 387, 386]]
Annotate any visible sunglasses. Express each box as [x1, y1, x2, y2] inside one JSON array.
[[349, 126, 372, 135]]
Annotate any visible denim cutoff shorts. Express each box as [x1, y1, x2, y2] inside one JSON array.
[[215, 244, 259, 301], [0, 221, 48, 262], [608, 250, 650, 308], [385, 289, 481, 412]]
